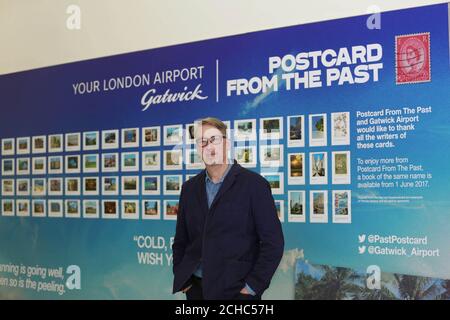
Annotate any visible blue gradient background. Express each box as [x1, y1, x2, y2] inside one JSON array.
[[0, 4, 449, 299]]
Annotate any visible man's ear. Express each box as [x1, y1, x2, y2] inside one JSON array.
[[197, 144, 204, 162], [224, 138, 231, 158]]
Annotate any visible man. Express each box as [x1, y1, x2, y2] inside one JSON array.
[[172, 117, 284, 300]]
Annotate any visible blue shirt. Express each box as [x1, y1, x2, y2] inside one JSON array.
[[193, 161, 256, 295]]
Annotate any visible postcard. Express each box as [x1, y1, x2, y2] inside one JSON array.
[[142, 175, 160, 195], [260, 117, 283, 141], [332, 151, 351, 184], [142, 200, 160, 220], [102, 129, 119, 149], [332, 190, 351, 223], [331, 112, 350, 146], [287, 115, 305, 147], [234, 119, 257, 141], [309, 114, 327, 147], [65, 132, 81, 152], [142, 126, 160, 147], [310, 190, 328, 223], [102, 200, 119, 219], [83, 131, 99, 150], [310, 152, 328, 185], [288, 190, 306, 223], [121, 128, 139, 148], [65, 199, 81, 218]]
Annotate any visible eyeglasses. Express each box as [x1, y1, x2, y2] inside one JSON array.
[[196, 135, 226, 147]]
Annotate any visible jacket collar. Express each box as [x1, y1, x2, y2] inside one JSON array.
[[197, 159, 241, 218]]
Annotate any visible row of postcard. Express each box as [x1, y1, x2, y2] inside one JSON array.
[[0, 158, 350, 198], [0, 112, 351, 156], [0, 149, 351, 185], [0, 190, 351, 223]]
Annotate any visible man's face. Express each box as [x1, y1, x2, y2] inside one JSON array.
[[196, 125, 228, 166]]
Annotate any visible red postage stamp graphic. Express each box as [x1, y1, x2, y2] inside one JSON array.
[[395, 32, 431, 84]]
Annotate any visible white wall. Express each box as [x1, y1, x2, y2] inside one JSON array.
[[0, 0, 446, 75]]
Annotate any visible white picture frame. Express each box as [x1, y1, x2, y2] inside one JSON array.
[[309, 114, 327, 147], [163, 174, 182, 195], [1, 199, 15, 217], [234, 119, 257, 141], [310, 152, 328, 185], [287, 153, 305, 185], [83, 131, 100, 151], [261, 172, 284, 195], [2, 159, 15, 176], [16, 158, 30, 175], [185, 123, 197, 145], [142, 175, 160, 195], [332, 190, 352, 224], [83, 176, 99, 196], [83, 200, 100, 219], [102, 200, 119, 219], [260, 144, 284, 168], [48, 134, 63, 153], [121, 152, 139, 172], [32, 199, 47, 218], [32, 178, 46, 196], [102, 129, 119, 150], [121, 176, 139, 196], [185, 148, 204, 170], [235, 145, 257, 168], [65, 199, 81, 218], [287, 115, 305, 148], [102, 176, 119, 196], [331, 112, 350, 146], [121, 128, 139, 148], [332, 151, 351, 185], [65, 132, 81, 152], [65, 155, 81, 174], [142, 151, 160, 171], [260, 116, 283, 141], [163, 150, 183, 171], [48, 177, 63, 196], [48, 200, 63, 218], [1, 138, 15, 156], [142, 200, 161, 220], [16, 199, 30, 217], [48, 156, 63, 174], [2, 179, 15, 196], [164, 124, 183, 146], [83, 154, 99, 173], [32, 135, 47, 154], [16, 178, 30, 196], [32, 157, 47, 175], [65, 177, 80, 196], [121, 200, 139, 220], [142, 126, 160, 147], [288, 191, 306, 223], [16, 137, 30, 155], [310, 190, 328, 223], [274, 200, 284, 223], [163, 199, 179, 220], [102, 153, 119, 173]]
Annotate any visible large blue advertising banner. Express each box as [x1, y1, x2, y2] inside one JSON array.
[[0, 4, 449, 299]]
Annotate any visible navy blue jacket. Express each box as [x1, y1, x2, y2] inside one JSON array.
[[172, 159, 284, 299]]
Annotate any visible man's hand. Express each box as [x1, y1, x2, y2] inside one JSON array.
[[239, 287, 251, 295], [182, 284, 193, 293]]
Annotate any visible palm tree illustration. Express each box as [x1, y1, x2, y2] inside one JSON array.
[[436, 280, 450, 300], [295, 265, 360, 299], [393, 274, 443, 300], [296, 265, 449, 300]]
